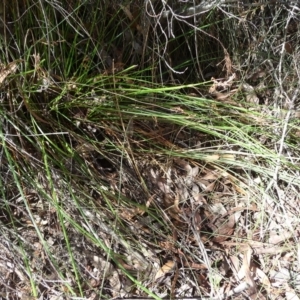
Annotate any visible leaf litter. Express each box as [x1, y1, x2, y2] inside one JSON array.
[[1, 1, 300, 299]]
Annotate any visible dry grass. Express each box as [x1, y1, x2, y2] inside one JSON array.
[[0, 0, 300, 299]]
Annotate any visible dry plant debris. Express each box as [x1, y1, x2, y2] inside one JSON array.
[[1, 0, 300, 299]]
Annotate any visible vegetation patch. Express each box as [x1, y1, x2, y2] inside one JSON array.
[[0, 0, 300, 299]]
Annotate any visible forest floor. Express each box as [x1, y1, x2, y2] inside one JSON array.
[[0, 1, 300, 299]]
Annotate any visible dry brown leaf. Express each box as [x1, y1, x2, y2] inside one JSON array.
[[170, 106, 185, 114], [253, 246, 289, 255], [109, 270, 121, 298], [204, 181, 216, 192], [145, 194, 155, 210], [93, 256, 114, 277], [255, 267, 271, 293], [211, 89, 238, 101], [201, 171, 219, 180], [284, 41, 294, 54], [268, 229, 292, 244], [286, 290, 300, 300], [174, 192, 180, 213], [119, 208, 136, 221], [210, 203, 227, 216], [209, 73, 236, 94], [231, 183, 247, 195], [119, 4, 133, 21], [224, 49, 232, 77], [211, 206, 258, 243], [186, 261, 208, 270], [154, 260, 176, 281], [229, 255, 241, 274], [174, 158, 192, 173], [189, 166, 199, 178], [243, 246, 257, 298], [212, 213, 235, 243], [0, 60, 19, 85], [242, 83, 259, 104], [222, 240, 290, 255], [197, 273, 210, 291]]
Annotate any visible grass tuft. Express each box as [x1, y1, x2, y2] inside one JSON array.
[[1, 0, 300, 299]]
